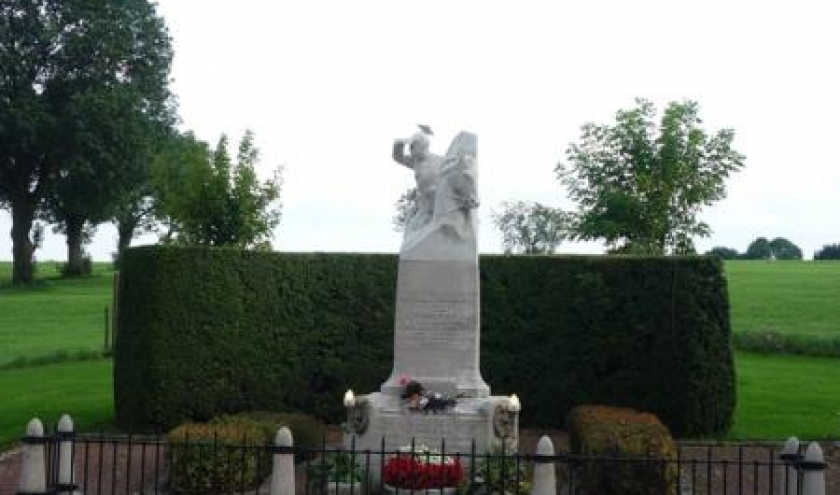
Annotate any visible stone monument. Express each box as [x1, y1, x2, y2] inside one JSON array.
[[343, 127, 520, 476]]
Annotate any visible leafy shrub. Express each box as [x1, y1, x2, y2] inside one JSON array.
[[470, 453, 530, 495], [166, 421, 270, 495], [307, 451, 366, 488], [567, 405, 678, 495], [211, 411, 326, 462]]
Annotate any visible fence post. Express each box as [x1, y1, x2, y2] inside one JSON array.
[[531, 435, 556, 495], [269, 427, 294, 495], [17, 418, 47, 495], [779, 436, 800, 495], [801, 442, 826, 495], [56, 414, 76, 494]]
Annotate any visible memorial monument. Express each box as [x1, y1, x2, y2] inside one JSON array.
[[343, 127, 520, 474]]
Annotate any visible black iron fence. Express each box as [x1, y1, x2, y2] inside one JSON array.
[[11, 425, 830, 495]]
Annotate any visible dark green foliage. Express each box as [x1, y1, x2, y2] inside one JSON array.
[[481, 255, 734, 436], [115, 247, 735, 437], [566, 405, 678, 495], [814, 243, 840, 260], [212, 411, 326, 463], [115, 247, 397, 431], [744, 237, 802, 260], [166, 421, 269, 495], [706, 246, 740, 260], [731, 332, 840, 358], [743, 237, 771, 259], [768, 238, 802, 260]]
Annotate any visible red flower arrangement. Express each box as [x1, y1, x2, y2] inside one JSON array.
[[383, 454, 464, 490]]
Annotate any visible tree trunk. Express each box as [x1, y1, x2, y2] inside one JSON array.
[[10, 199, 36, 285], [65, 215, 86, 276], [115, 217, 137, 267]]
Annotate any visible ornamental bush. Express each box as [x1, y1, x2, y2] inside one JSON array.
[[567, 405, 678, 495], [166, 421, 270, 495], [115, 246, 735, 437]]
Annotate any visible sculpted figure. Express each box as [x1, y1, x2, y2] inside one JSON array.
[[392, 126, 479, 258]]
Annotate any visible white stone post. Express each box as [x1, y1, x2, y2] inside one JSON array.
[[18, 418, 47, 495], [801, 442, 827, 495], [56, 414, 76, 494], [779, 436, 800, 495], [269, 427, 294, 495], [531, 435, 556, 495]]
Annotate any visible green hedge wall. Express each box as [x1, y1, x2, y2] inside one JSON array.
[[115, 246, 735, 437]]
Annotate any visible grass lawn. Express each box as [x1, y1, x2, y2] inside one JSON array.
[[0, 262, 115, 366], [725, 260, 840, 339], [0, 359, 114, 449], [729, 352, 840, 440]]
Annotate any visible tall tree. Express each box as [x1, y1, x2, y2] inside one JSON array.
[[768, 237, 802, 260], [491, 201, 568, 254], [743, 237, 771, 260], [0, 0, 173, 283], [557, 99, 745, 255], [153, 131, 283, 248], [814, 243, 840, 260]]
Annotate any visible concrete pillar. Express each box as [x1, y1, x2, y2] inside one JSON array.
[[17, 418, 47, 495], [269, 427, 294, 495], [531, 435, 556, 495], [801, 442, 826, 495], [56, 414, 76, 494], [779, 436, 800, 495]]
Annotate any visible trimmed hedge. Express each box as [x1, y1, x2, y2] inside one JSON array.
[[566, 405, 678, 495], [115, 246, 735, 437]]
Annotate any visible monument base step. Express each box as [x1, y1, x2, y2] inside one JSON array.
[[343, 393, 519, 483]]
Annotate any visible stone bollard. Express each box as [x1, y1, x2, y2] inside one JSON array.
[[800, 442, 827, 495], [56, 414, 77, 494], [779, 436, 800, 495], [18, 418, 47, 495], [531, 435, 556, 495], [269, 427, 295, 495]]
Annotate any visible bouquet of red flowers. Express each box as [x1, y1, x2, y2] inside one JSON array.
[[383, 446, 464, 490]]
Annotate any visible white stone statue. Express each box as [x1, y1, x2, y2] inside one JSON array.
[[393, 127, 479, 260]]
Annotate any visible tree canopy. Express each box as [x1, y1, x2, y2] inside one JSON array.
[[743, 237, 802, 260], [0, 0, 173, 282], [491, 201, 568, 254], [152, 131, 283, 249], [706, 246, 740, 260], [814, 243, 840, 260], [556, 99, 745, 255]]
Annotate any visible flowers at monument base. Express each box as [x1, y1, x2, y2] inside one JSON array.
[[383, 445, 464, 489]]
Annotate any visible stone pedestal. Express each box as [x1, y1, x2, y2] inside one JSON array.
[[380, 260, 488, 398]]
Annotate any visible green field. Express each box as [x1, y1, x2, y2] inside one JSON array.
[[0, 259, 838, 446], [726, 260, 840, 339], [0, 262, 115, 366]]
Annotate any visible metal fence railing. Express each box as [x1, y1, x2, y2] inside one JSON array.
[[12, 416, 830, 495]]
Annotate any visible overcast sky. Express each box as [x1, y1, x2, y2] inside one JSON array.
[[2, 0, 839, 261]]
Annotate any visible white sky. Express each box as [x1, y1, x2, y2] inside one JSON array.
[[2, 0, 839, 261]]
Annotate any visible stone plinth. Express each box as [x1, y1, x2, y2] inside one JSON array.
[[380, 260, 488, 398]]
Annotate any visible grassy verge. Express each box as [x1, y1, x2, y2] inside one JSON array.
[[0, 359, 114, 449], [728, 352, 840, 440]]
